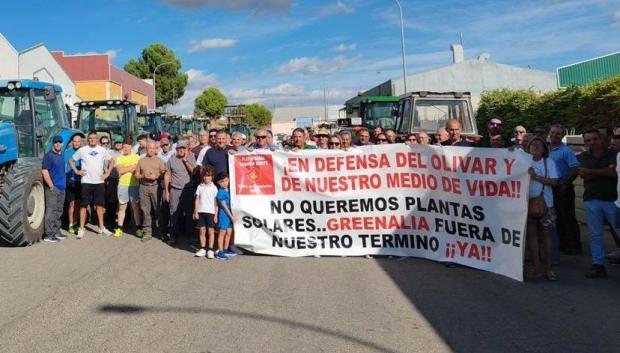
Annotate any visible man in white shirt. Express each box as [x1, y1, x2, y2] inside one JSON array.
[[69, 131, 114, 238]]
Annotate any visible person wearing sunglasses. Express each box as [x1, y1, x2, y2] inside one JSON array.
[[478, 116, 509, 148], [42, 135, 67, 243], [375, 133, 388, 144], [328, 135, 342, 150], [249, 129, 277, 151]]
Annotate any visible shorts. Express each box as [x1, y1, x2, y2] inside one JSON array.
[[197, 213, 215, 228], [66, 180, 81, 202], [218, 213, 232, 230], [80, 183, 105, 207], [105, 177, 119, 204], [118, 185, 140, 204]]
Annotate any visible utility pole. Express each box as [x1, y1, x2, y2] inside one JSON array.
[[394, 0, 408, 94]]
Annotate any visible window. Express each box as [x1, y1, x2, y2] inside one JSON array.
[[0, 89, 34, 157], [413, 99, 473, 133], [397, 99, 412, 134], [34, 90, 65, 154]]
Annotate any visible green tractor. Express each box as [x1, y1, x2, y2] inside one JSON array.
[[75, 100, 162, 142], [340, 96, 400, 130]]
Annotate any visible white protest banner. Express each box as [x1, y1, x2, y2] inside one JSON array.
[[229, 144, 531, 281]]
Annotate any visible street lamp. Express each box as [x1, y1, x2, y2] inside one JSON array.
[[152, 61, 175, 108], [394, 0, 408, 94]]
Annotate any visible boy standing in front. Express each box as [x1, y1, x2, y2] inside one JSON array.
[[193, 166, 218, 258]]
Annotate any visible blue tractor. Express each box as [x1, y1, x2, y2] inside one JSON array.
[[0, 80, 82, 246]]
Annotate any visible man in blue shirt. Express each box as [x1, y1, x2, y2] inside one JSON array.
[[549, 125, 582, 255], [202, 130, 232, 175], [42, 136, 67, 242]]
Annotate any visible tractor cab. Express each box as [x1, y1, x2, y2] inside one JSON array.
[[137, 108, 164, 139], [75, 99, 146, 142], [0, 80, 75, 161], [395, 91, 477, 137], [229, 123, 256, 138], [340, 96, 399, 130]]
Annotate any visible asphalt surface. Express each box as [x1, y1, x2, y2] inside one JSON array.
[[0, 226, 619, 353]]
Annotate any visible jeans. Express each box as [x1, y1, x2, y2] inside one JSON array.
[[45, 188, 65, 238], [616, 206, 620, 229], [584, 200, 620, 264]]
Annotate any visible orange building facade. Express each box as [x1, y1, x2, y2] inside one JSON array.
[[52, 52, 155, 108]]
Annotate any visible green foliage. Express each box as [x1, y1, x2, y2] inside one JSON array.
[[243, 103, 272, 127], [124, 43, 188, 107], [194, 87, 227, 118], [476, 76, 620, 135]]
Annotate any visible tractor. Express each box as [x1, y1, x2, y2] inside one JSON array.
[[340, 95, 400, 130], [75, 100, 162, 143], [394, 91, 478, 137], [0, 80, 82, 246]]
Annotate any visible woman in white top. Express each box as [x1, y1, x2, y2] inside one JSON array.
[[526, 137, 559, 280]]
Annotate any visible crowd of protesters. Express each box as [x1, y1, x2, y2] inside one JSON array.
[[40, 120, 620, 277]]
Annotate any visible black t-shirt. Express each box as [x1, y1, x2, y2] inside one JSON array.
[[477, 135, 510, 148], [577, 149, 618, 202]]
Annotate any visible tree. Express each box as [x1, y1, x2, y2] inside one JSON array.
[[124, 43, 188, 107], [194, 87, 227, 119], [243, 103, 272, 127]]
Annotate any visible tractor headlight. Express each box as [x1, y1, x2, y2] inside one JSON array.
[[7, 82, 15, 90], [14, 82, 22, 89]]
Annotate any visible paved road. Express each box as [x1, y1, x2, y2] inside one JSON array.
[[0, 227, 618, 353]]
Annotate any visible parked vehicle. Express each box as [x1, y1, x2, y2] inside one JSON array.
[[75, 100, 161, 142], [394, 91, 477, 136], [340, 96, 400, 130], [0, 80, 82, 245]]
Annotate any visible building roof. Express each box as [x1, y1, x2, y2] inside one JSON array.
[[52, 51, 110, 81], [557, 52, 620, 88]]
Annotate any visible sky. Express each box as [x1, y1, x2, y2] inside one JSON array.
[[2, 0, 619, 114]]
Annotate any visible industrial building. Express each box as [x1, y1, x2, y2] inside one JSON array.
[[557, 52, 620, 88], [0, 33, 78, 108], [0, 32, 155, 111], [53, 51, 155, 108], [347, 45, 558, 109], [271, 105, 343, 138]]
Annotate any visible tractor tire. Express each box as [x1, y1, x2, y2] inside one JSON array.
[[0, 162, 46, 246]]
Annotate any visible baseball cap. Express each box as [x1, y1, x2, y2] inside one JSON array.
[[161, 132, 171, 139], [176, 140, 188, 148], [316, 128, 330, 136], [160, 138, 170, 146], [52, 135, 63, 143], [113, 135, 123, 144]]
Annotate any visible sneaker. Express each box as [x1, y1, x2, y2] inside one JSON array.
[[76, 228, 85, 239], [195, 248, 206, 257], [585, 264, 607, 278], [216, 251, 229, 261], [114, 228, 123, 238], [68, 225, 76, 235], [206, 250, 215, 259], [135, 228, 144, 239], [223, 249, 237, 257], [44, 236, 60, 243], [56, 233, 67, 240], [98, 227, 112, 236]]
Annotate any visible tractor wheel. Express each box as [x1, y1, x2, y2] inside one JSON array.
[[0, 162, 46, 246]]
